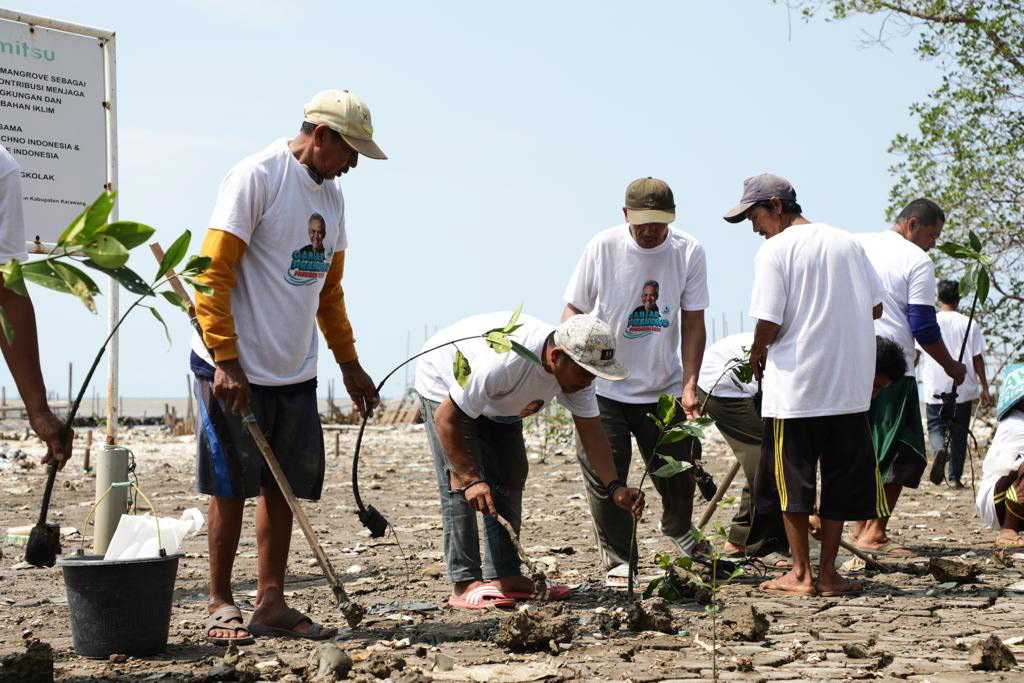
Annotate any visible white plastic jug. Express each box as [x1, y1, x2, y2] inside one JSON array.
[[103, 508, 204, 561]]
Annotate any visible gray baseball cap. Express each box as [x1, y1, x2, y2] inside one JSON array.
[[554, 314, 629, 381], [723, 173, 797, 223]]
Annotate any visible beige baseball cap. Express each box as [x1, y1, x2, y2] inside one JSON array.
[[554, 314, 629, 381], [625, 177, 675, 225], [303, 89, 387, 160]]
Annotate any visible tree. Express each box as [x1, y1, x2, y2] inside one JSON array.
[[779, 1, 1024, 375]]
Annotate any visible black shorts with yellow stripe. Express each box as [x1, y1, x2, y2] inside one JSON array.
[[754, 412, 889, 522], [994, 473, 1024, 526]]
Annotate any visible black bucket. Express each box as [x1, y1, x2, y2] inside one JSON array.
[[59, 552, 182, 658]]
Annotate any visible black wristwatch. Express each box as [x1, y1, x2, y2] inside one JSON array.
[[604, 479, 626, 498]]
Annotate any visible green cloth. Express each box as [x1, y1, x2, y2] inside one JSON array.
[[869, 375, 926, 475]]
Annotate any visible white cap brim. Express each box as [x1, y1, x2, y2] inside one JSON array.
[[626, 208, 675, 225], [576, 359, 630, 382]]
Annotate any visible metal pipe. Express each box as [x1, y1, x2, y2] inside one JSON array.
[[92, 444, 128, 554]]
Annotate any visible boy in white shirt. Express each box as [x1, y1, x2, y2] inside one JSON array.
[[724, 173, 886, 597], [976, 364, 1024, 548]]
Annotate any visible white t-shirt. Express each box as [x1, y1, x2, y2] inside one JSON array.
[[563, 224, 709, 404], [698, 332, 757, 399], [855, 230, 937, 375], [749, 223, 885, 419], [0, 146, 29, 263], [976, 411, 1024, 529], [916, 310, 986, 404], [414, 312, 599, 420], [191, 138, 347, 386]]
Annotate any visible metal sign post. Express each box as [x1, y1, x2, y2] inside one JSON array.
[[0, 9, 119, 442]]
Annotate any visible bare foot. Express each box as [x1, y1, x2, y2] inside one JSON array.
[[854, 534, 914, 557], [995, 529, 1024, 549], [816, 570, 863, 596], [759, 571, 816, 596], [723, 541, 745, 556]]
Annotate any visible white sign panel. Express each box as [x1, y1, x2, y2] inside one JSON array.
[[0, 18, 107, 242]]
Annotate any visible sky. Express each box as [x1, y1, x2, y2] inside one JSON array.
[[1, 0, 938, 401]]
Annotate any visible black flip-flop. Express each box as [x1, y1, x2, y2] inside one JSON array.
[[205, 605, 255, 646], [247, 607, 338, 641]]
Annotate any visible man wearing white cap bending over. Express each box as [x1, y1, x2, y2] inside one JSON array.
[[192, 90, 385, 643], [415, 312, 645, 609], [563, 177, 709, 586]]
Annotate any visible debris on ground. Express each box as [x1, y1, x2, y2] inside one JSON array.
[[717, 604, 769, 642], [431, 661, 562, 682], [625, 597, 675, 634], [0, 639, 53, 683], [309, 643, 353, 680], [969, 634, 1017, 671], [928, 556, 980, 583], [360, 652, 407, 679], [495, 605, 575, 652]]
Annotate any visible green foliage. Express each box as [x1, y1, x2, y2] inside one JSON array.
[[156, 230, 191, 282], [452, 349, 471, 388], [447, 305, 541, 387], [781, 0, 1024, 376]]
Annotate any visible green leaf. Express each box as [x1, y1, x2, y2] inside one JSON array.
[[484, 329, 513, 354], [652, 456, 690, 479], [58, 192, 115, 246], [968, 232, 982, 253], [959, 263, 977, 297], [96, 221, 155, 250], [184, 277, 214, 296], [661, 424, 702, 443], [21, 261, 72, 294], [509, 340, 541, 365], [0, 306, 12, 344], [160, 290, 190, 313], [937, 242, 980, 261], [155, 230, 191, 281], [503, 304, 523, 333], [82, 260, 154, 296], [147, 305, 171, 347], [51, 261, 99, 313], [656, 394, 677, 426], [453, 349, 471, 388], [976, 267, 990, 305], [83, 235, 130, 269], [179, 255, 211, 276], [0, 260, 27, 296]]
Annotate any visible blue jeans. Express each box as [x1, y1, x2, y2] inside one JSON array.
[[926, 400, 974, 483], [419, 396, 527, 583]]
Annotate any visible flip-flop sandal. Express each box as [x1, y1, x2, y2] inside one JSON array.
[[816, 581, 863, 597], [246, 607, 337, 641], [205, 605, 255, 646], [504, 583, 573, 601], [994, 535, 1024, 549], [853, 542, 914, 558], [447, 585, 516, 610], [604, 564, 636, 588]]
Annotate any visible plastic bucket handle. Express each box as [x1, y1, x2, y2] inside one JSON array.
[[81, 481, 165, 557]]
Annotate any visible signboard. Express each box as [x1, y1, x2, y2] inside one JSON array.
[[0, 17, 108, 242]]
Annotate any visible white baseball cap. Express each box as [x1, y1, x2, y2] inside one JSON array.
[[303, 89, 387, 160], [554, 314, 629, 381]]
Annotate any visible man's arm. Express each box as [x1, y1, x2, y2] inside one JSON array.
[[561, 303, 583, 322], [317, 250, 378, 417], [906, 304, 966, 386], [973, 354, 991, 407], [433, 398, 494, 514], [194, 229, 251, 414], [680, 310, 706, 418], [749, 319, 781, 383], [0, 284, 71, 466], [574, 414, 644, 517]]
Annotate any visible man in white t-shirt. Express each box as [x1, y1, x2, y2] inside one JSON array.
[[0, 145, 72, 468], [563, 177, 709, 582], [852, 200, 966, 556], [919, 279, 990, 488], [723, 173, 886, 597], [414, 313, 644, 609], [191, 91, 386, 644]]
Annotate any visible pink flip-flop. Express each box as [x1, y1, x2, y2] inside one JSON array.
[[447, 585, 517, 610], [504, 583, 573, 601]]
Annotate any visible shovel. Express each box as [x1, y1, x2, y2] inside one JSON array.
[[24, 462, 61, 567], [150, 244, 364, 627]]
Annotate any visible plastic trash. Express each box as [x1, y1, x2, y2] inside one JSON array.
[[103, 508, 203, 561]]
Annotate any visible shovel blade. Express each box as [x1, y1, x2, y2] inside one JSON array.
[[24, 522, 61, 568]]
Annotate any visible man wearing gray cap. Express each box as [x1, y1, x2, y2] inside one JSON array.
[[193, 90, 386, 643], [724, 173, 887, 596], [564, 177, 709, 586], [414, 312, 645, 608]]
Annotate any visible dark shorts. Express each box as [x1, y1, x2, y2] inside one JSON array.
[[754, 413, 888, 521], [869, 376, 927, 488], [193, 374, 325, 500]]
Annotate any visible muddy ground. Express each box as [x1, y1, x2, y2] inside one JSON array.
[[1, 413, 1022, 682]]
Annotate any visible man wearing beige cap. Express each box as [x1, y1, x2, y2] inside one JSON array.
[[192, 89, 385, 643], [563, 177, 709, 586]]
